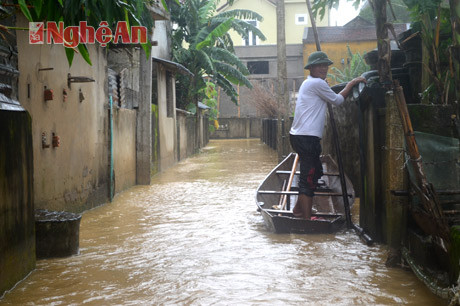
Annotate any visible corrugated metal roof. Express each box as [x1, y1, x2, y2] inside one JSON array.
[[151, 57, 193, 76]]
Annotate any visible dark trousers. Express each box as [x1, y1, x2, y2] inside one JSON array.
[[289, 134, 323, 197]]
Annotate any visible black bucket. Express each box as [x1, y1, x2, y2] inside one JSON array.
[[35, 209, 82, 259]]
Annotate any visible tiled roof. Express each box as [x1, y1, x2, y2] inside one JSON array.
[[303, 23, 408, 43]]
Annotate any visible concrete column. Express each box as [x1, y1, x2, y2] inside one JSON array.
[[383, 92, 407, 252], [136, 48, 152, 185]]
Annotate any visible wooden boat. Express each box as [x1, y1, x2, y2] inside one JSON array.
[[256, 152, 355, 234]]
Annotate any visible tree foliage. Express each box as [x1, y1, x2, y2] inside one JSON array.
[[169, 0, 266, 111], [359, 0, 411, 23], [8, 0, 169, 66], [311, 0, 363, 21], [408, 0, 455, 103], [312, 0, 459, 103]]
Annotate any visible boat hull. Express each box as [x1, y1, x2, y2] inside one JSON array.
[[260, 210, 345, 234], [256, 153, 355, 234]]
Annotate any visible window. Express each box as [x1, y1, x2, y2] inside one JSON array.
[[247, 61, 269, 74], [295, 14, 308, 25], [243, 20, 258, 46]]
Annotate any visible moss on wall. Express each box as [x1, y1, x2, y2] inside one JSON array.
[[408, 104, 457, 138], [450, 226, 460, 283], [151, 104, 159, 175]]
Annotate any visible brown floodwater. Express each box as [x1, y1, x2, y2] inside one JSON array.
[[1, 139, 444, 305]]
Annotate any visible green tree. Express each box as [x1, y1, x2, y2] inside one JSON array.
[[169, 0, 266, 111], [404, 0, 456, 103], [328, 44, 370, 83], [312, 0, 460, 103], [359, 0, 411, 23], [7, 0, 170, 66]]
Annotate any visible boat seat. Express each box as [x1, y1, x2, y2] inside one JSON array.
[[290, 185, 333, 193], [258, 190, 353, 197], [276, 170, 340, 176]]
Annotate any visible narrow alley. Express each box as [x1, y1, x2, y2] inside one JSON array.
[[1, 139, 443, 305]]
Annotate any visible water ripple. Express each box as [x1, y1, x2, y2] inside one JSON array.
[[1, 139, 443, 305]]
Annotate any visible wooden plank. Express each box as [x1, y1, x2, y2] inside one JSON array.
[[276, 170, 340, 176], [281, 154, 299, 210], [258, 190, 353, 197], [264, 209, 341, 216]]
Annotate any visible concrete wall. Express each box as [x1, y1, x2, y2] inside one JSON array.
[[0, 111, 35, 297], [175, 111, 210, 160], [303, 41, 377, 83], [113, 109, 136, 194], [211, 118, 261, 139], [176, 111, 189, 161], [155, 64, 177, 171], [151, 20, 178, 172], [217, 0, 329, 45], [322, 97, 362, 197], [17, 16, 109, 213], [186, 116, 197, 157], [151, 21, 170, 58], [218, 44, 304, 118]]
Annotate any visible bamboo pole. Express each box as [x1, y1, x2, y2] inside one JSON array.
[[393, 80, 450, 243], [305, 0, 372, 245], [305, 0, 353, 228]]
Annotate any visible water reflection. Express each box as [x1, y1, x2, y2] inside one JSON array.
[[1, 139, 443, 305]]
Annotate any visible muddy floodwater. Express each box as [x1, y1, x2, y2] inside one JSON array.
[[1, 139, 444, 305]]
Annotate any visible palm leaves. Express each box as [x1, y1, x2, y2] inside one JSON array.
[[170, 0, 266, 107]]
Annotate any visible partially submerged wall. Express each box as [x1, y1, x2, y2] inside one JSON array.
[[210, 118, 261, 139], [17, 16, 109, 213], [113, 108, 136, 194], [0, 111, 35, 297]]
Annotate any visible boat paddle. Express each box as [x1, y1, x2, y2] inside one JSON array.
[[281, 154, 299, 210]]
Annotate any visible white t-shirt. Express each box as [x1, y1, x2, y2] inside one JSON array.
[[289, 76, 345, 138]]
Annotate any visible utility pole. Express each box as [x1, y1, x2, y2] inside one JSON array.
[[276, 0, 289, 161]]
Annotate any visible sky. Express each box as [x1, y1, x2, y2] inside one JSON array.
[[329, 0, 366, 26]]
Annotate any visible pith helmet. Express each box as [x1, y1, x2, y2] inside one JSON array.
[[304, 51, 333, 69]]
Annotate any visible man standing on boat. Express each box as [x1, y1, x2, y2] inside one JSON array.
[[289, 51, 365, 219]]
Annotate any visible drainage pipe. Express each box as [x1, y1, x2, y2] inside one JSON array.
[[109, 95, 114, 201]]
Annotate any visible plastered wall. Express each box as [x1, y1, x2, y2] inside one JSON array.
[[17, 16, 109, 213]]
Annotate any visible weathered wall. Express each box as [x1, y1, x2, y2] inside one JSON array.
[[176, 112, 210, 160], [186, 116, 197, 157], [151, 20, 177, 172], [360, 102, 458, 243], [211, 118, 261, 139], [176, 111, 189, 161], [0, 111, 35, 297], [16, 16, 109, 213], [218, 44, 304, 118], [155, 64, 177, 171], [303, 41, 377, 83], [382, 92, 407, 249], [322, 97, 362, 197], [113, 108, 136, 194]]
